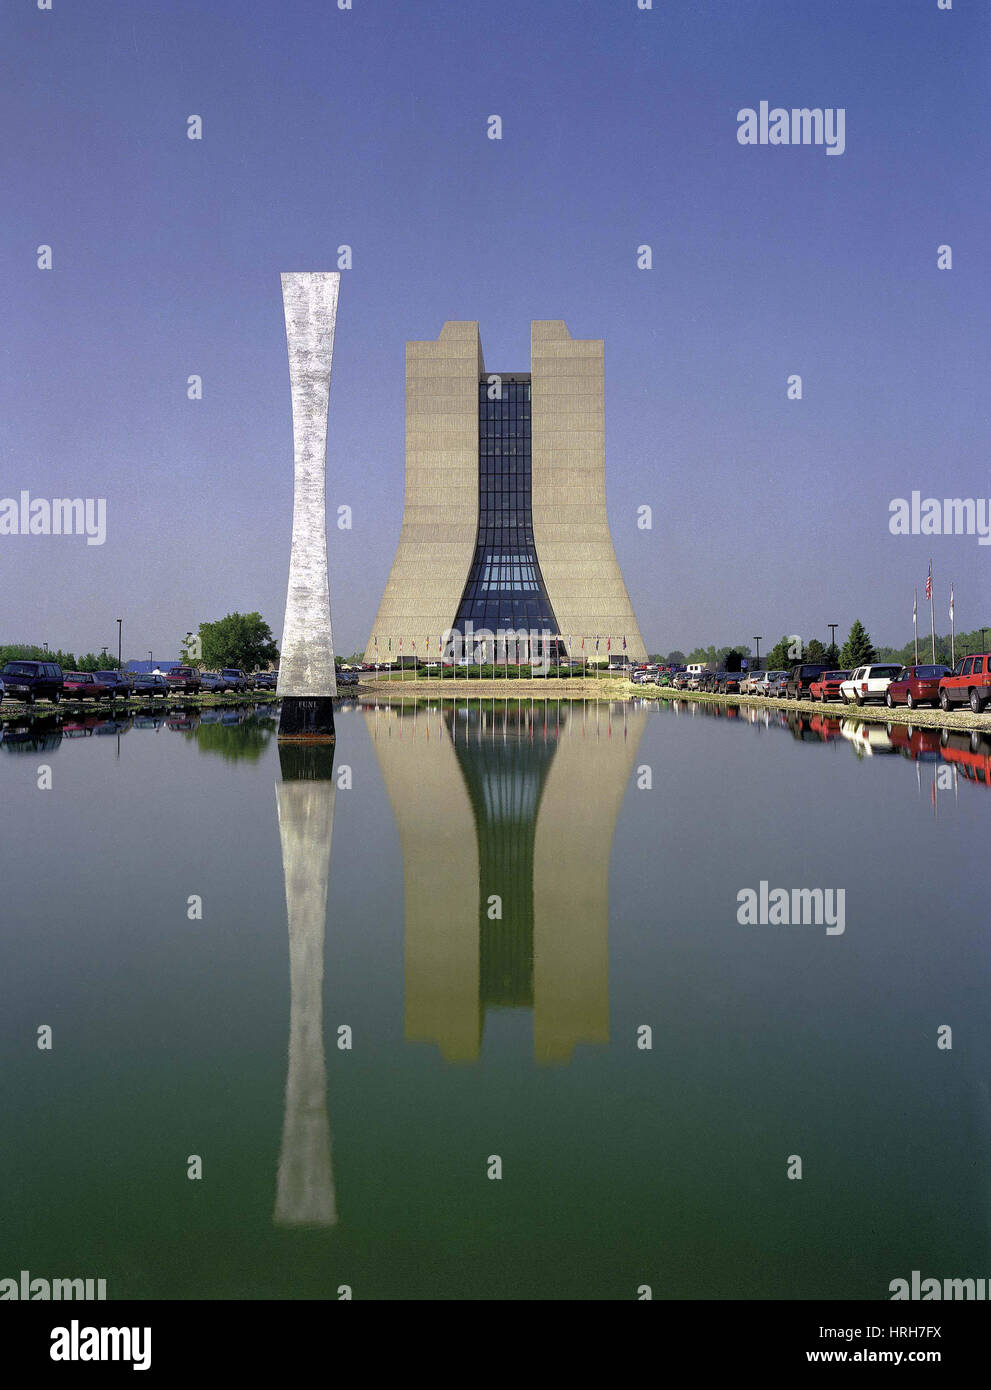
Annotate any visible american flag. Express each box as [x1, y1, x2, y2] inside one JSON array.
[[925, 563, 932, 601]]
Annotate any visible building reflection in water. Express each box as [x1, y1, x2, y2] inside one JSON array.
[[273, 743, 338, 1227], [365, 698, 646, 1065]]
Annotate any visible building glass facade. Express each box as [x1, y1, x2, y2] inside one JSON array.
[[452, 377, 559, 651]]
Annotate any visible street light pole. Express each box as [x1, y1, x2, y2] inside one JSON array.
[[753, 636, 762, 670], [827, 623, 838, 657], [117, 618, 122, 669]]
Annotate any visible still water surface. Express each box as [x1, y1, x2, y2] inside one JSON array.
[[2, 698, 988, 1299]]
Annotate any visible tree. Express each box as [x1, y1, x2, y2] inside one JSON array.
[[804, 638, 827, 663], [765, 635, 799, 669], [724, 648, 744, 672], [666, 649, 686, 665], [840, 620, 876, 669], [199, 612, 279, 673]]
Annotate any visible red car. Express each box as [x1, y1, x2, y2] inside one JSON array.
[[885, 664, 951, 710], [808, 670, 850, 702], [63, 671, 106, 701], [939, 654, 991, 713]]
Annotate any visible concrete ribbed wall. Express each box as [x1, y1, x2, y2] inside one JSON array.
[[530, 321, 646, 661], [364, 322, 483, 658]]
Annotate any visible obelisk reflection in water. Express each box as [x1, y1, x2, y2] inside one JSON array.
[[274, 744, 337, 1226]]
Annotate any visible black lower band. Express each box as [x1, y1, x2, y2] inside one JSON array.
[[277, 695, 337, 742]]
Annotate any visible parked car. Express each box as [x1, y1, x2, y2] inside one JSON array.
[[0, 659, 64, 705], [717, 671, 744, 694], [252, 672, 277, 690], [165, 666, 202, 695], [0, 674, 4, 705], [95, 670, 133, 697], [785, 664, 831, 700], [885, 664, 951, 710], [739, 671, 766, 694], [220, 668, 249, 692], [808, 670, 851, 703], [939, 654, 991, 713], [199, 671, 227, 693], [63, 671, 103, 701], [132, 672, 170, 698], [839, 663, 903, 706], [751, 669, 784, 697]]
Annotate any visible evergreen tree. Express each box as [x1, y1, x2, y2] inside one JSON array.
[[840, 620, 876, 668], [804, 638, 827, 662]]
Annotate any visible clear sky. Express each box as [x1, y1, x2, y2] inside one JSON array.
[[2, 0, 988, 660]]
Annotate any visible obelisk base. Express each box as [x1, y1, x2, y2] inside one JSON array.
[[278, 696, 337, 742]]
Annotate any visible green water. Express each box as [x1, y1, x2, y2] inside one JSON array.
[[1, 698, 988, 1299]]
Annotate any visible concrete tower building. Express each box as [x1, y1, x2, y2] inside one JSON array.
[[364, 320, 645, 663]]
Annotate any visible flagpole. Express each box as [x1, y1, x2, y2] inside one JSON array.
[[949, 585, 955, 668], [913, 591, 918, 664], [928, 559, 936, 664]]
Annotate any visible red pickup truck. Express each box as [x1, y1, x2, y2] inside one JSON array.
[[164, 667, 201, 695], [938, 654, 991, 714]]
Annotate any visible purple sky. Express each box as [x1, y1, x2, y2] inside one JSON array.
[[2, 0, 988, 660]]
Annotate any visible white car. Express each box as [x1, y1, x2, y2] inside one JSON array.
[[839, 664, 902, 706], [747, 670, 783, 696]]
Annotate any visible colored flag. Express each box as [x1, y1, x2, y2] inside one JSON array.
[[949, 585, 954, 621], [623, 635, 627, 650], [913, 592, 917, 621], [925, 564, 932, 601], [607, 637, 611, 652]]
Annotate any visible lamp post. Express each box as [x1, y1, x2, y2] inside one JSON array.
[[753, 636, 762, 671], [149, 650, 153, 672], [982, 628, 987, 654], [43, 641, 48, 653], [117, 618, 122, 669], [827, 623, 838, 659]]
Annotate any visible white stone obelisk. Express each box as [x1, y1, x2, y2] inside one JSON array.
[[277, 271, 339, 741]]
